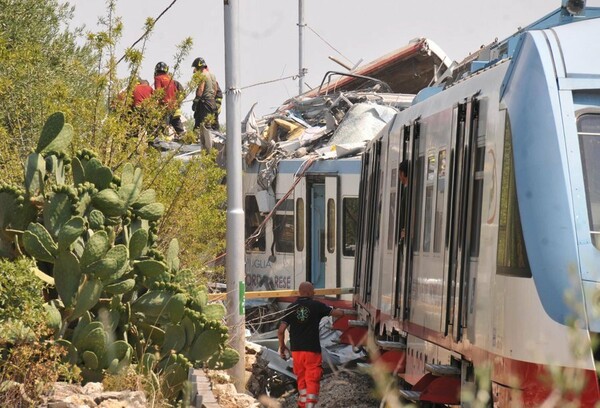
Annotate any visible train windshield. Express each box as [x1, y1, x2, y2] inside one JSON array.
[[578, 114, 600, 249]]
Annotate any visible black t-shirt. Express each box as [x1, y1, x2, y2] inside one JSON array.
[[282, 297, 332, 353]]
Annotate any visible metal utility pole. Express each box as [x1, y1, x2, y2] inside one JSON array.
[[224, 0, 245, 392], [298, 0, 306, 95]]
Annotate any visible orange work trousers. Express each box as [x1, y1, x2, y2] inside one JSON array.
[[292, 351, 323, 408]]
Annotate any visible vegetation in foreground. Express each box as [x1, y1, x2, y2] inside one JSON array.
[[0, 0, 229, 405]]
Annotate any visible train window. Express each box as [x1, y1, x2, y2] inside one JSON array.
[[387, 168, 398, 251], [327, 198, 336, 253], [343, 197, 359, 257], [427, 155, 436, 181], [245, 195, 265, 252], [434, 149, 447, 253], [469, 141, 485, 257], [497, 116, 531, 277], [423, 155, 436, 252], [387, 191, 397, 251], [412, 155, 425, 252], [274, 199, 294, 253], [578, 114, 600, 249], [296, 198, 305, 251]]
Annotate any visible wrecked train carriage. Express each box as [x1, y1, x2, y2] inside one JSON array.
[[241, 95, 412, 305]]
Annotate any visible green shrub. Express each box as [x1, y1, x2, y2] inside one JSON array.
[[0, 258, 47, 340]]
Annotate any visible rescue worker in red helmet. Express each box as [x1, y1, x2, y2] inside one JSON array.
[[153, 61, 185, 137], [191, 57, 221, 132], [278, 282, 346, 408]]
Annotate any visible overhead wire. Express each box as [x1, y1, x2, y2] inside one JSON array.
[[241, 74, 300, 90], [204, 155, 319, 267], [116, 0, 180, 66], [305, 24, 355, 68]]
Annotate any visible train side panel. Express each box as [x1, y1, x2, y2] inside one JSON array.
[[355, 16, 600, 406]]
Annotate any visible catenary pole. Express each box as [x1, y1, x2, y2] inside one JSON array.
[[224, 0, 245, 391], [298, 0, 305, 95]]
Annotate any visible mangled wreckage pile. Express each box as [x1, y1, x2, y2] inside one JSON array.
[[242, 83, 410, 189]]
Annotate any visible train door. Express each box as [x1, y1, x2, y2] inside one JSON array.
[[444, 98, 481, 341], [306, 176, 338, 289], [294, 178, 307, 286], [310, 182, 326, 288], [354, 151, 370, 299], [324, 177, 338, 289], [402, 122, 421, 319], [393, 125, 411, 318], [358, 141, 383, 304]]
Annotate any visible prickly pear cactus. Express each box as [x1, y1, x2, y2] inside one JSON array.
[[0, 113, 237, 399]]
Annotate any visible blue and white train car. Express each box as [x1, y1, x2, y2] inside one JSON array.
[[352, 1, 600, 406], [243, 157, 361, 305]]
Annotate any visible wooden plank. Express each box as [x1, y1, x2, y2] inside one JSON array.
[[207, 287, 354, 301]]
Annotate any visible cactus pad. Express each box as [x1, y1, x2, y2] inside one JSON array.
[[85, 158, 113, 191], [71, 157, 85, 185], [69, 277, 103, 322], [134, 202, 165, 221], [88, 209, 105, 230], [57, 217, 85, 251], [128, 228, 148, 260], [43, 190, 77, 237], [104, 278, 136, 295], [202, 303, 226, 321], [92, 189, 127, 217], [208, 347, 240, 370], [132, 189, 156, 208], [24, 153, 46, 197], [166, 238, 180, 273], [190, 329, 221, 362], [43, 302, 63, 333], [134, 259, 167, 278], [54, 250, 82, 307], [22, 230, 55, 263], [80, 230, 110, 269], [27, 222, 58, 257], [36, 112, 73, 156]]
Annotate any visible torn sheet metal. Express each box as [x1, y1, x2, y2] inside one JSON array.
[[251, 316, 366, 382], [327, 102, 397, 146], [307, 38, 452, 96], [320, 317, 366, 367]]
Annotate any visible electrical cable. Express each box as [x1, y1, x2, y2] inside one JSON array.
[[116, 0, 180, 65], [305, 24, 355, 67], [204, 155, 319, 266]]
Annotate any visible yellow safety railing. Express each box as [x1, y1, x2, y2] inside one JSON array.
[[207, 287, 354, 302]]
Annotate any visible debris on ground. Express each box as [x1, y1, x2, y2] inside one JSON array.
[[278, 369, 380, 408], [204, 340, 382, 408]]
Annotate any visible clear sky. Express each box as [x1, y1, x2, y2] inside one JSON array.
[[69, 0, 600, 120]]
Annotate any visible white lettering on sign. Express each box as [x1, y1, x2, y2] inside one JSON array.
[[245, 273, 292, 290], [250, 258, 273, 269]]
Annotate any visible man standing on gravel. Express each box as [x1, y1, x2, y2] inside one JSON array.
[[278, 282, 345, 408]]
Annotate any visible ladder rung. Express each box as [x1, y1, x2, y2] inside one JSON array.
[[348, 319, 368, 327], [376, 339, 406, 350], [399, 390, 421, 401], [356, 362, 372, 370], [425, 363, 460, 376]]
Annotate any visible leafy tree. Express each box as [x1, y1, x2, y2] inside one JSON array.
[[0, 0, 100, 182], [0, 0, 227, 283], [146, 149, 227, 279]]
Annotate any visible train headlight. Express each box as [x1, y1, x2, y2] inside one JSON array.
[[563, 0, 586, 15]]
